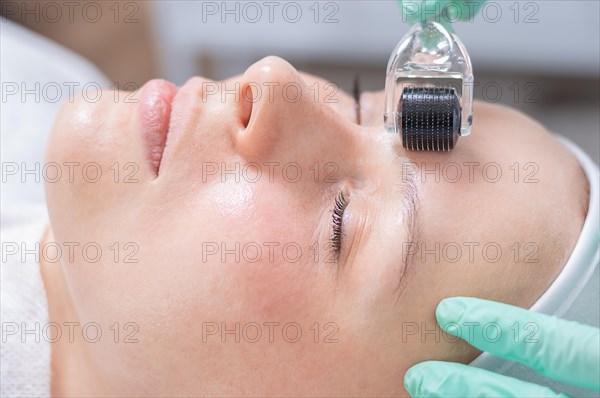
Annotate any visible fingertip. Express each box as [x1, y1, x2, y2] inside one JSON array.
[[404, 363, 424, 396], [405, 361, 457, 397], [436, 297, 468, 327]]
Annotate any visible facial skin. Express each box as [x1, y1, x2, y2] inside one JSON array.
[[42, 56, 588, 397]]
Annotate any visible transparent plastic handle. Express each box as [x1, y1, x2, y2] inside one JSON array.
[[384, 21, 474, 138]]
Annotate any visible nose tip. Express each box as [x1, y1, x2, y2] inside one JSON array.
[[243, 56, 300, 89], [236, 56, 305, 160]]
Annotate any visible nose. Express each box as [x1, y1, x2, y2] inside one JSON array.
[[233, 56, 306, 160], [237, 56, 360, 164]]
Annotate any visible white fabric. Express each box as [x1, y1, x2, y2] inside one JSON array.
[[1, 205, 51, 397], [0, 21, 109, 398]]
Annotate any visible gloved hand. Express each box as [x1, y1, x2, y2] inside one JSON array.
[[397, 0, 486, 28], [404, 297, 600, 397]]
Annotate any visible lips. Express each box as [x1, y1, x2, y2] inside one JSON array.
[[139, 79, 178, 173]]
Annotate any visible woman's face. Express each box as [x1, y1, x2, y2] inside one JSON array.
[[45, 56, 586, 396]]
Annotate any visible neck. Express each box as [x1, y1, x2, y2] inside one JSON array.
[[40, 227, 111, 397]]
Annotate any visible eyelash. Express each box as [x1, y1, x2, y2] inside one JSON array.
[[353, 76, 362, 125], [331, 191, 348, 258]]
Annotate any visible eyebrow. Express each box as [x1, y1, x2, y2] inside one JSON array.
[[395, 158, 422, 294]]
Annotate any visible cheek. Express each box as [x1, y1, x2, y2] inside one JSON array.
[[202, 178, 316, 248], [206, 180, 289, 237], [198, 180, 323, 317], [64, 178, 324, 325], [52, 142, 337, 389]]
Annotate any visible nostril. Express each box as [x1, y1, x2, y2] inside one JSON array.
[[239, 83, 254, 129]]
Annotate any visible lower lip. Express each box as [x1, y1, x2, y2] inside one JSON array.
[[139, 79, 178, 171]]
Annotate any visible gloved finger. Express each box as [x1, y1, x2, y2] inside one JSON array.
[[404, 360, 568, 398], [397, 0, 486, 25], [436, 297, 600, 392]]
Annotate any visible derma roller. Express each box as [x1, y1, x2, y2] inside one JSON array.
[[384, 21, 474, 151]]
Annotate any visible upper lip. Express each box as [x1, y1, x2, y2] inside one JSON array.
[[138, 79, 178, 174]]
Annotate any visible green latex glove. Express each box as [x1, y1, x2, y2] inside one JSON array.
[[404, 297, 600, 397], [397, 0, 486, 31]]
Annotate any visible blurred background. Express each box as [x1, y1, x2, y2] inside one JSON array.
[[3, 0, 598, 161]]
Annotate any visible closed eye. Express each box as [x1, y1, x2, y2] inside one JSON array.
[[331, 191, 348, 259]]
